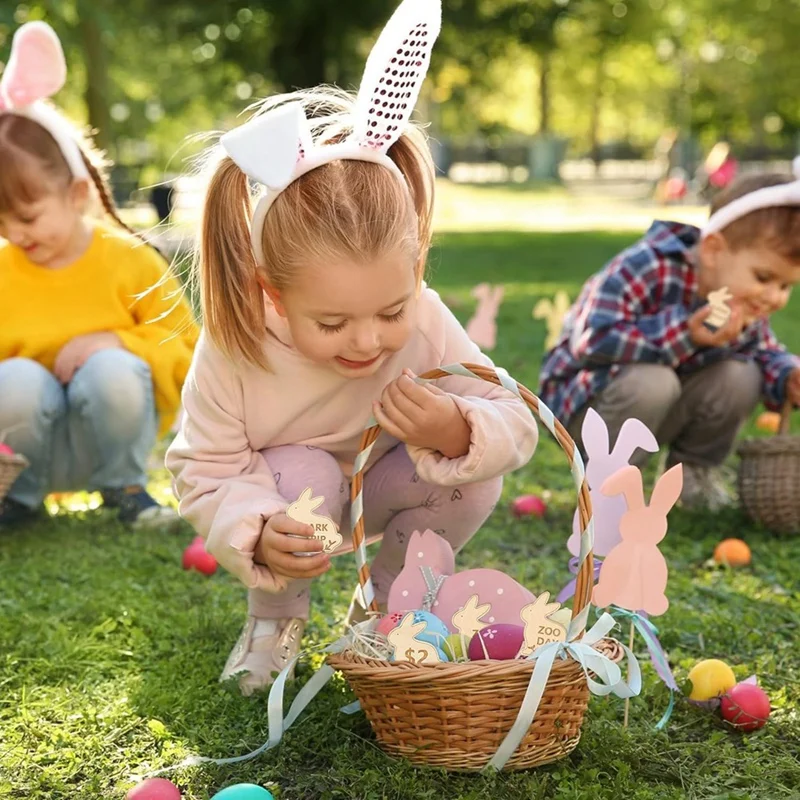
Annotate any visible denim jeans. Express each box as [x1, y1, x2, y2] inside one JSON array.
[[0, 350, 157, 508]]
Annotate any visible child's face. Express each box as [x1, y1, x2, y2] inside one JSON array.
[[273, 252, 418, 378], [0, 179, 89, 267], [699, 234, 800, 326]]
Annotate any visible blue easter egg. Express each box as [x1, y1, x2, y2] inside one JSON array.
[[410, 610, 449, 649], [211, 785, 274, 800]]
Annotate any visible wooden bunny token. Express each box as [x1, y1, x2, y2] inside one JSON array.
[[518, 592, 567, 657], [286, 487, 343, 556], [704, 286, 733, 331], [387, 613, 445, 664], [451, 595, 491, 638]]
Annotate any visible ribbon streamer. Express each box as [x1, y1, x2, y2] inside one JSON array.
[[557, 556, 603, 604]]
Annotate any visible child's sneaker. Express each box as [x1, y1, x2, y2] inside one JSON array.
[[220, 616, 306, 696], [680, 464, 734, 511], [101, 486, 181, 530], [0, 497, 45, 530]]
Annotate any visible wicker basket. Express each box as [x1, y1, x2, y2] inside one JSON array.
[[738, 401, 799, 534], [0, 451, 28, 503], [327, 363, 618, 771]]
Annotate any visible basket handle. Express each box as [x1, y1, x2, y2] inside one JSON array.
[[349, 362, 595, 639], [778, 398, 793, 436]]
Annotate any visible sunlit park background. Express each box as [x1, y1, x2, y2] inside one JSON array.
[[3, 2, 800, 800]]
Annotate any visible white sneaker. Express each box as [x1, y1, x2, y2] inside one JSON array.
[[680, 464, 734, 511], [220, 616, 305, 696]]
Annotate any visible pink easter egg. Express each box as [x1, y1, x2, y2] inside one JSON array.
[[376, 611, 406, 636], [127, 778, 182, 800], [511, 495, 547, 518], [0, 442, 15, 456], [468, 624, 525, 661]]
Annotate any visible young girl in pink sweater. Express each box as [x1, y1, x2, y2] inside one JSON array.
[[166, 0, 538, 694]]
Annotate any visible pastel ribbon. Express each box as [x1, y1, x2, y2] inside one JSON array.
[[485, 612, 641, 772], [605, 606, 678, 731], [557, 556, 603, 604]]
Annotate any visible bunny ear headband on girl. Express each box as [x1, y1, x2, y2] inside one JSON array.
[[701, 155, 800, 239], [221, 0, 442, 266], [0, 20, 89, 180]]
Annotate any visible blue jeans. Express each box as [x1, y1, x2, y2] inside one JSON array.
[[0, 351, 157, 508]]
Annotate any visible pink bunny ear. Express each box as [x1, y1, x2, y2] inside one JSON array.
[[353, 0, 442, 152], [601, 465, 645, 509], [0, 21, 67, 109], [648, 463, 683, 514], [581, 408, 610, 463]]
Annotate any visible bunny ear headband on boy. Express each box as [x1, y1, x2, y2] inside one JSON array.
[[0, 20, 89, 180], [221, 0, 442, 266], [701, 155, 800, 239]]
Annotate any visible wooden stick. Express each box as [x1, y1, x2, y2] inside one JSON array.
[[623, 620, 634, 728]]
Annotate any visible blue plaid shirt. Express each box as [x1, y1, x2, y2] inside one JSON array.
[[538, 220, 800, 425]]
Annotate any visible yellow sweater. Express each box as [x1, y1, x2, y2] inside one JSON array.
[[0, 222, 199, 436]]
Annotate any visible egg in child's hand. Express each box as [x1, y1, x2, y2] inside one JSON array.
[[468, 624, 525, 661], [688, 659, 736, 703]]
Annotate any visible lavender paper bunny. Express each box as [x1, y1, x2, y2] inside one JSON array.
[[568, 409, 659, 558]]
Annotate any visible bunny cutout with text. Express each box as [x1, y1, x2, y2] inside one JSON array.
[[387, 613, 444, 664], [387, 530, 535, 633], [592, 464, 683, 616], [451, 594, 491, 638], [285, 487, 343, 554], [518, 591, 567, 656], [465, 284, 504, 351], [568, 410, 659, 558]]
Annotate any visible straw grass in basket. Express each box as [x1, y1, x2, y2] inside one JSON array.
[[327, 363, 616, 771], [738, 399, 800, 534]]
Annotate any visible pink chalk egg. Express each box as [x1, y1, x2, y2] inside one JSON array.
[[127, 778, 182, 800], [0, 442, 15, 456], [376, 611, 406, 636], [468, 624, 525, 661], [511, 495, 547, 518]]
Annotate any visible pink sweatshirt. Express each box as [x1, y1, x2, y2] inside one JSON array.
[[166, 287, 539, 592]]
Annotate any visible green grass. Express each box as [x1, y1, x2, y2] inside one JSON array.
[[3, 230, 800, 800]]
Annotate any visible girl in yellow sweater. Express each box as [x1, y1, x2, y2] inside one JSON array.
[[0, 22, 198, 530]]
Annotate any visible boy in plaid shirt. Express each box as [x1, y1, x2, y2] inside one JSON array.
[[539, 171, 800, 510]]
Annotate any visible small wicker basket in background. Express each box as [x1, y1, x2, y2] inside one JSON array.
[[0, 450, 28, 504], [738, 401, 799, 534], [328, 363, 622, 772]]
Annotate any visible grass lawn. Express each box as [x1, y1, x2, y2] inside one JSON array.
[[2, 228, 800, 800]]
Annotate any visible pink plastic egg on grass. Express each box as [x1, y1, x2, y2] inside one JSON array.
[[468, 624, 525, 661], [721, 683, 771, 732], [127, 778, 182, 800], [511, 495, 547, 518], [0, 442, 15, 456]]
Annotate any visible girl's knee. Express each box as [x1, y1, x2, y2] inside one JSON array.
[[262, 445, 347, 509], [0, 358, 64, 425], [461, 475, 503, 515]]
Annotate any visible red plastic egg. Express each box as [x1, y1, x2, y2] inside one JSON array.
[[468, 623, 525, 660], [720, 683, 771, 731], [127, 778, 182, 800], [511, 495, 546, 518], [182, 536, 218, 576]]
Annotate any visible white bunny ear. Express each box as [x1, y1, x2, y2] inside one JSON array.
[[221, 103, 309, 190], [353, 0, 442, 152]]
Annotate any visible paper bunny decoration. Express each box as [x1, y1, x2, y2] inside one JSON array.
[[221, 0, 442, 266], [0, 21, 88, 179], [567, 409, 659, 558], [465, 284, 504, 351], [286, 488, 343, 554], [387, 613, 445, 664], [387, 530, 535, 633], [593, 464, 683, 616], [533, 290, 571, 351]]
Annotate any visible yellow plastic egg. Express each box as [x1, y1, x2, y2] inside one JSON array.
[[687, 659, 736, 701]]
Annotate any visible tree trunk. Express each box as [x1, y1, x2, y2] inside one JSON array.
[[538, 49, 551, 135], [77, 6, 112, 155]]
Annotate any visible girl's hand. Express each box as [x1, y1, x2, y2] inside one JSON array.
[[256, 512, 331, 579], [374, 369, 472, 459], [787, 368, 800, 406], [54, 332, 124, 384]]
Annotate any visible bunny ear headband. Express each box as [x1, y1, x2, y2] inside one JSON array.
[[701, 156, 800, 239], [221, 0, 442, 266]]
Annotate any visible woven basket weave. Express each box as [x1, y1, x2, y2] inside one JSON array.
[[0, 452, 27, 504], [327, 363, 619, 771], [738, 401, 799, 534]]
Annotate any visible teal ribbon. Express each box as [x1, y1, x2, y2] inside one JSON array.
[[484, 612, 641, 772], [604, 607, 677, 731]]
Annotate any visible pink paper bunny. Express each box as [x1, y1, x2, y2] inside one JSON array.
[[568, 410, 659, 558], [387, 530, 535, 633], [592, 464, 683, 616], [465, 284, 504, 351]]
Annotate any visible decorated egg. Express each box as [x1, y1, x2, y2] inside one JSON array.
[[720, 683, 770, 731], [211, 786, 274, 800], [713, 539, 751, 567], [468, 624, 525, 661], [511, 494, 547, 518], [376, 611, 406, 636], [408, 610, 449, 649], [442, 633, 469, 661], [688, 659, 736, 702], [127, 778, 182, 800]]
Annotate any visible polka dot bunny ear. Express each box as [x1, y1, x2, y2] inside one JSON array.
[[354, 0, 442, 153]]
